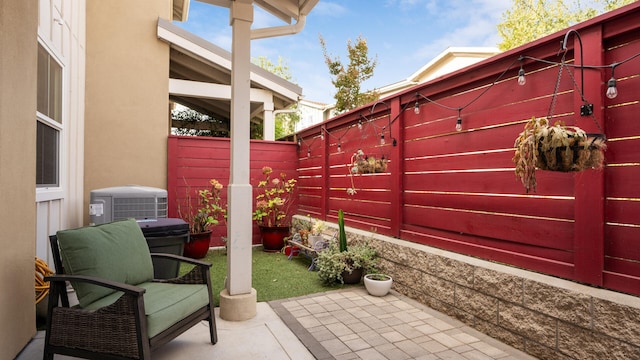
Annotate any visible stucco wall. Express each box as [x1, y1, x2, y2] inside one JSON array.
[[0, 1, 38, 357], [84, 0, 172, 224]]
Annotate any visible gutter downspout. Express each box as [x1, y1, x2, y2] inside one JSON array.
[[251, 15, 306, 40]]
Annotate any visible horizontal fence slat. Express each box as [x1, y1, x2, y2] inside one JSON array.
[[405, 192, 574, 220], [403, 205, 574, 250], [400, 225, 575, 277], [404, 171, 574, 196]]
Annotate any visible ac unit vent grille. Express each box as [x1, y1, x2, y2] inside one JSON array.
[[113, 197, 168, 221]]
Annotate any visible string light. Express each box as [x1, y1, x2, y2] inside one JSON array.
[[606, 64, 618, 99], [299, 31, 638, 157], [517, 56, 526, 85], [518, 67, 526, 86], [606, 77, 618, 99]]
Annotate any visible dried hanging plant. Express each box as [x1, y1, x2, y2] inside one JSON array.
[[513, 117, 606, 193]]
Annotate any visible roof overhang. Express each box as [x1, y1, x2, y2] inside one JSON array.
[[157, 17, 302, 122], [197, 0, 318, 23], [173, 0, 191, 22]]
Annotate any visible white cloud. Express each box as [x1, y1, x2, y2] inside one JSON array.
[[312, 2, 348, 17]]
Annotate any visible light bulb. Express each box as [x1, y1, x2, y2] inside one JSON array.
[[307, 149, 311, 157], [380, 134, 385, 145], [455, 118, 462, 132], [337, 143, 342, 153], [517, 68, 526, 86], [606, 77, 618, 99], [357, 120, 363, 130], [414, 101, 420, 115], [320, 132, 324, 140]]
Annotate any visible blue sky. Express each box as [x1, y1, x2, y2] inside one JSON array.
[[176, 0, 512, 104]]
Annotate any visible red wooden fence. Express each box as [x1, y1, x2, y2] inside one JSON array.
[[167, 136, 298, 246], [295, 3, 640, 296], [167, 3, 640, 297]]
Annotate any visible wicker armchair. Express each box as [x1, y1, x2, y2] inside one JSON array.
[[43, 219, 217, 360]]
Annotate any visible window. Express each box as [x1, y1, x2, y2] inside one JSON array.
[[36, 43, 62, 187]]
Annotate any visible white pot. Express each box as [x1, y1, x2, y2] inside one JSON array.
[[308, 235, 324, 248], [364, 274, 393, 296]]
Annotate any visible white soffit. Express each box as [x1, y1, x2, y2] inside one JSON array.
[[157, 18, 301, 102], [197, 0, 319, 23]]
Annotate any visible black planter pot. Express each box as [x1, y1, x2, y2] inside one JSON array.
[[341, 267, 363, 284]]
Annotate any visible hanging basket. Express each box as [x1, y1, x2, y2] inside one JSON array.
[[352, 151, 388, 174], [513, 117, 606, 192]]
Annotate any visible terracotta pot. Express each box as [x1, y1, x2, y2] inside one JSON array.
[[184, 231, 211, 259], [259, 225, 290, 252], [341, 267, 363, 284]]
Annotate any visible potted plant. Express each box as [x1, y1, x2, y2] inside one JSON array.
[[364, 274, 393, 296], [178, 178, 227, 258], [316, 210, 378, 285], [253, 166, 297, 252], [346, 149, 388, 195], [513, 117, 606, 192], [308, 218, 326, 248]]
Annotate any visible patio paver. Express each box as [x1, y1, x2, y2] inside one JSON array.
[[270, 287, 537, 360]]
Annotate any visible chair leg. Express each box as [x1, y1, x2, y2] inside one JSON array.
[[209, 306, 218, 344], [43, 350, 54, 360]]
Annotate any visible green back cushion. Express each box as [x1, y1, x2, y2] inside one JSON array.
[[56, 219, 154, 307]]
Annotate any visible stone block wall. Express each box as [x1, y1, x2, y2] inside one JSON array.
[[307, 217, 640, 359]]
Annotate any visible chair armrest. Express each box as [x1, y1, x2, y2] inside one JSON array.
[[150, 253, 212, 268], [45, 274, 146, 297]]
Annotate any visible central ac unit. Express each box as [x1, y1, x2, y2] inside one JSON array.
[[89, 185, 168, 225]]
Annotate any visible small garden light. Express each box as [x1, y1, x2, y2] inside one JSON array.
[[606, 77, 618, 99], [606, 64, 619, 99], [518, 67, 526, 86]]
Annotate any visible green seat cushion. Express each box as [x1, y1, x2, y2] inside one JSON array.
[[56, 219, 154, 307], [84, 282, 210, 338]]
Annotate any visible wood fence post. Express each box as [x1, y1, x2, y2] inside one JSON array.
[[572, 26, 605, 286], [321, 129, 329, 221], [390, 98, 403, 238]]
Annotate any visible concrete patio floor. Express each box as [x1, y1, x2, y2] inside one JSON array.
[[19, 288, 536, 359]]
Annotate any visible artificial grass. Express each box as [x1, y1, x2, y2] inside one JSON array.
[[181, 247, 354, 306]]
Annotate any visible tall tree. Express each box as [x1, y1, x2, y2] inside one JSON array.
[[320, 34, 379, 113], [252, 56, 300, 139], [497, 0, 636, 50]]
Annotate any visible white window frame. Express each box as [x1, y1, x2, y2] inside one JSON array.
[[36, 38, 65, 202]]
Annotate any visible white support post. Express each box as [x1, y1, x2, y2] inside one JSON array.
[[263, 100, 275, 140], [219, 0, 257, 321]]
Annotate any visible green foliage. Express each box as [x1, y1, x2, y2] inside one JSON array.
[[252, 56, 301, 138], [497, 0, 635, 50], [178, 179, 226, 234], [319, 34, 379, 113], [316, 237, 378, 285], [252, 166, 297, 227], [338, 209, 347, 252], [171, 107, 228, 137], [180, 248, 342, 306]]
